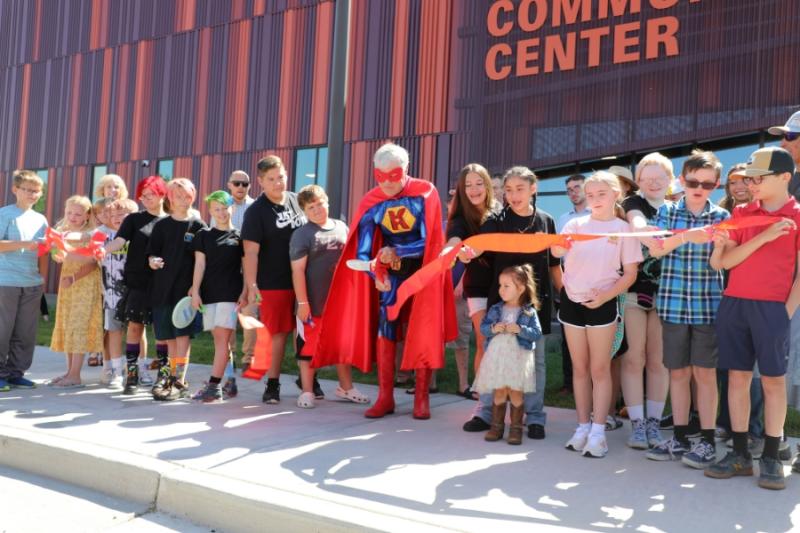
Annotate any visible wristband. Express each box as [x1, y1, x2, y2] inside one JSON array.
[[297, 301, 309, 305]]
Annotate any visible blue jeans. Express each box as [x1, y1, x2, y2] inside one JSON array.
[[475, 337, 547, 426]]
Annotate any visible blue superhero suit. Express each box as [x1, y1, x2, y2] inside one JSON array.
[[356, 195, 426, 341]]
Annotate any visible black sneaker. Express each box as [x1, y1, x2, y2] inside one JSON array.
[[222, 377, 238, 399], [262, 379, 281, 404], [758, 456, 786, 490], [123, 365, 139, 396], [528, 424, 546, 440], [462, 416, 490, 432], [704, 451, 753, 479], [295, 377, 324, 399]]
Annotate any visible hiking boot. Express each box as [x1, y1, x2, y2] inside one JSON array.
[[705, 451, 754, 479], [758, 456, 786, 490]]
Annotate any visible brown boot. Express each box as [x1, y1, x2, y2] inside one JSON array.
[[507, 403, 524, 445], [485, 402, 507, 441]]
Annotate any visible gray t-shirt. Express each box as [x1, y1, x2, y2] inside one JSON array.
[[289, 219, 348, 317]]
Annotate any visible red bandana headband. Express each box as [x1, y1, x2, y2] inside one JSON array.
[[373, 167, 405, 184]]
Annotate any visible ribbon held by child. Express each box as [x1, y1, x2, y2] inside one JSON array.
[[382, 215, 780, 321], [37, 227, 107, 260]]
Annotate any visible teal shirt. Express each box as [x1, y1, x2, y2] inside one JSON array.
[[0, 205, 48, 287]]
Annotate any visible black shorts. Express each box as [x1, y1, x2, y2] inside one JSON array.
[[115, 287, 152, 325], [152, 305, 202, 341], [558, 288, 619, 329]]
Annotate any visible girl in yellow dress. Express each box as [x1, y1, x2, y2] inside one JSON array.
[[49, 196, 104, 387]]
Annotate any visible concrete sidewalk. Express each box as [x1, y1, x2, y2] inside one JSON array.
[[1, 348, 798, 533]]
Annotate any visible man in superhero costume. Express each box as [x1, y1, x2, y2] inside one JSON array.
[[314, 143, 456, 419]]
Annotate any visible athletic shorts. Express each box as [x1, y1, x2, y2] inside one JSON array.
[[715, 296, 790, 378], [558, 288, 619, 329], [296, 315, 321, 361], [152, 304, 202, 341], [115, 287, 152, 325], [259, 289, 295, 334], [447, 296, 472, 351], [662, 322, 718, 370], [202, 302, 238, 331], [466, 297, 488, 317], [104, 308, 125, 332]]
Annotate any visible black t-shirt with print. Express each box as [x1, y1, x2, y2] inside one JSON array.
[[241, 192, 307, 290], [447, 215, 493, 299], [622, 195, 662, 299], [194, 227, 243, 304], [479, 205, 559, 335], [146, 216, 207, 308], [115, 211, 164, 290]]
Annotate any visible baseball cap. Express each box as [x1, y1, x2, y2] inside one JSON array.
[[668, 178, 684, 195], [608, 165, 638, 192], [767, 110, 800, 136], [743, 147, 796, 177]]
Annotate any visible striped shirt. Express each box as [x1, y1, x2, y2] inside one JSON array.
[[655, 198, 730, 324]]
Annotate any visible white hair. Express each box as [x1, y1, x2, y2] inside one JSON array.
[[373, 143, 409, 170]]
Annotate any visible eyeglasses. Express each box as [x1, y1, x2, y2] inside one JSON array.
[[782, 132, 800, 142], [230, 181, 250, 188], [16, 187, 42, 195], [683, 178, 717, 191], [742, 175, 774, 185]]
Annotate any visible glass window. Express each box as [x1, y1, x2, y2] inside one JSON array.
[[293, 147, 329, 192], [157, 159, 174, 181], [92, 165, 108, 202], [33, 169, 48, 214], [536, 174, 577, 221]]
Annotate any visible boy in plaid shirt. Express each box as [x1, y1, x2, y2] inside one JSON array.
[[643, 150, 729, 468]]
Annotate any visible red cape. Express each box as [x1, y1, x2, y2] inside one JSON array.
[[313, 178, 457, 372]]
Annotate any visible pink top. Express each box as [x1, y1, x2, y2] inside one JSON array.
[[561, 215, 643, 303]]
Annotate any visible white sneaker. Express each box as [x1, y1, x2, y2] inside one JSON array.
[[99, 368, 113, 385], [583, 433, 609, 458], [565, 426, 590, 452], [109, 372, 124, 390], [139, 369, 154, 386]]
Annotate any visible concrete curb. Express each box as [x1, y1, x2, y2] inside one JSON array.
[[0, 424, 453, 533]]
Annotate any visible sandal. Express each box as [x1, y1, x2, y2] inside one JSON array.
[[460, 387, 479, 401], [297, 392, 315, 409], [47, 375, 68, 386], [87, 354, 102, 367], [335, 386, 370, 404], [53, 380, 84, 389]]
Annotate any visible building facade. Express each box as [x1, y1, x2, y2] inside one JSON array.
[[1, 0, 799, 288]]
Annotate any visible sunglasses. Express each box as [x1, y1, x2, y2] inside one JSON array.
[[742, 174, 774, 185], [683, 178, 717, 191], [230, 181, 250, 187], [783, 132, 800, 142]]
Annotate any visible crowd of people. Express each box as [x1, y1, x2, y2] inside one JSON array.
[[2, 112, 800, 492]]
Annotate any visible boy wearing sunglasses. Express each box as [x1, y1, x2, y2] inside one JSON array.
[[642, 150, 729, 469], [706, 146, 800, 490]]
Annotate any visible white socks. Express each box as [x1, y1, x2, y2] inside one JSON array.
[[646, 400, 665, 420], [590, 423, 605, 436], [627, 404, 644, 421], [110, 357, 123, 373]]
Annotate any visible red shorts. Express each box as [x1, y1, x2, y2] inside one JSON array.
[[296, 315, 321, 360], [259, 289, 295, 334]]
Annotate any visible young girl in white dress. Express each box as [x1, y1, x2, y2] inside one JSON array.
[[473, 264, 542, 445]]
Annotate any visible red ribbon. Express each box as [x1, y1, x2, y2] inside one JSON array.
[[38, 228, 107, 260]]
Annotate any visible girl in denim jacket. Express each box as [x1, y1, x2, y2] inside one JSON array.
[[473, 265, 542, 444]]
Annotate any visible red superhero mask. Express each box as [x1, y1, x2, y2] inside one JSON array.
[[373, 167, 405, 184]]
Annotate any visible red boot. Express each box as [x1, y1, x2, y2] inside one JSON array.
[[364, 337, 396, 418], [413, 368, 431, 420]]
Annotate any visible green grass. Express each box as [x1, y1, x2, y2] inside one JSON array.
[[36, 311, 799, 436]]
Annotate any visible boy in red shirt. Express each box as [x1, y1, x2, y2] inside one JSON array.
[[706, 147, 800, 490]]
